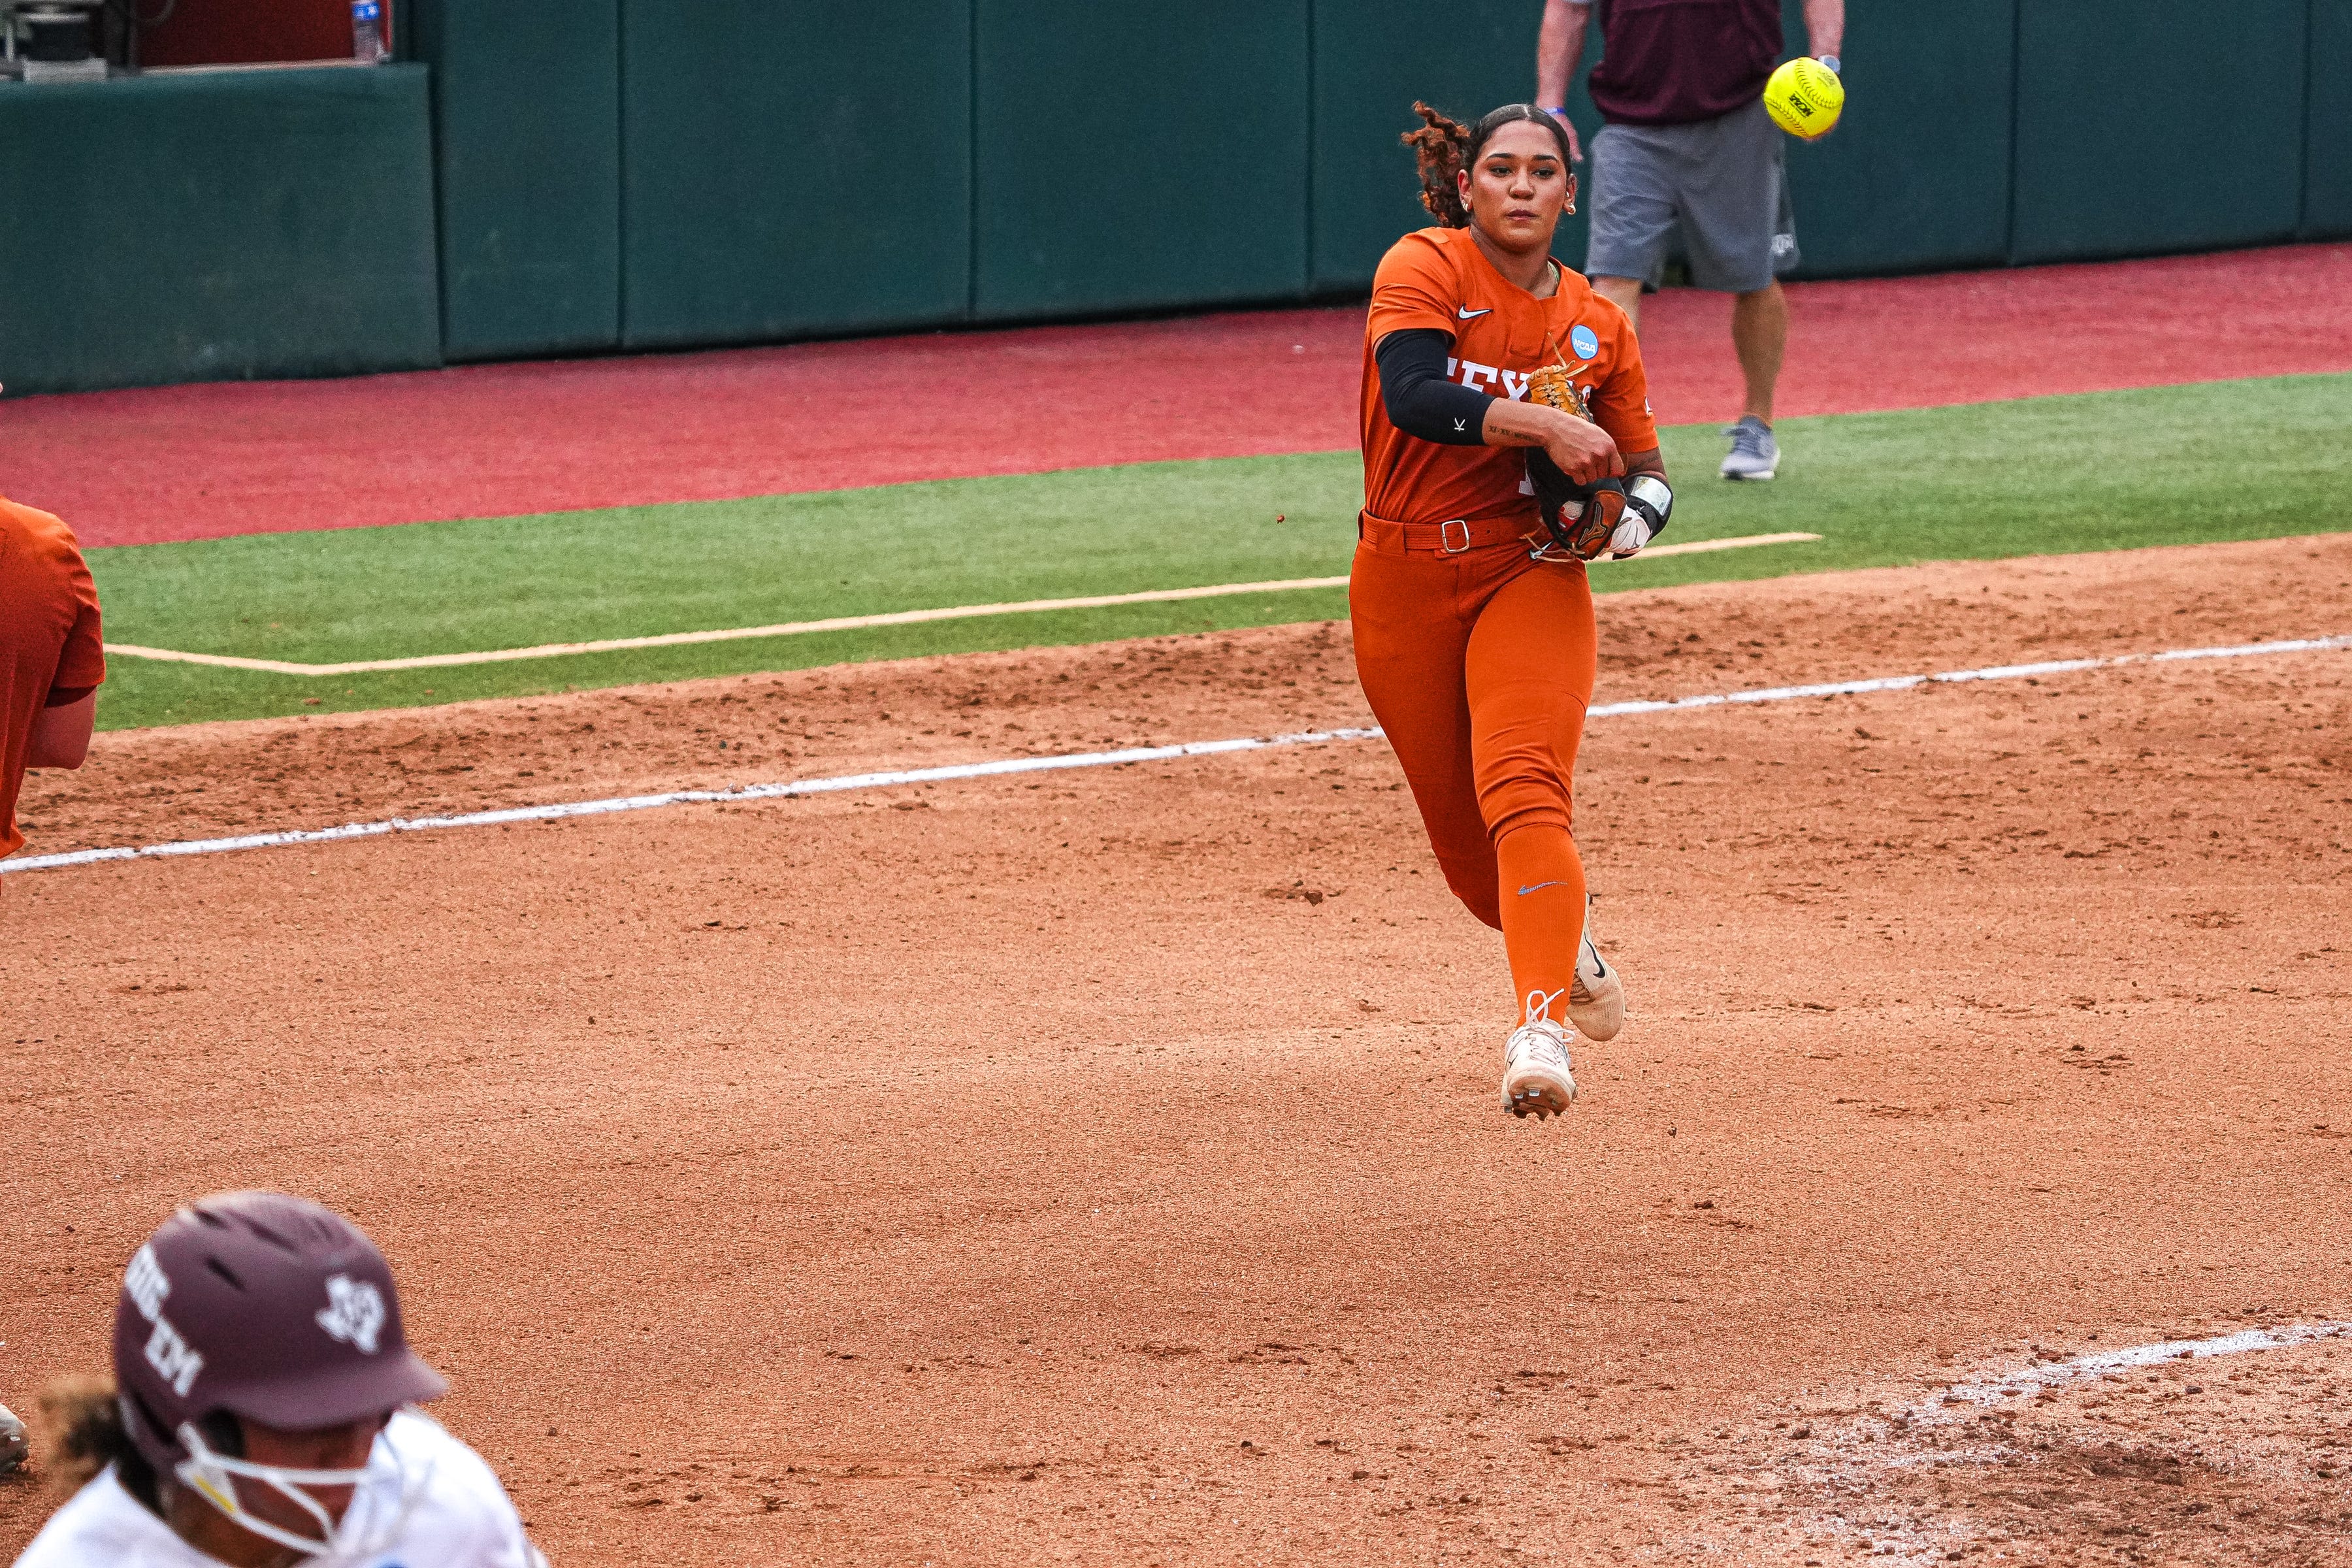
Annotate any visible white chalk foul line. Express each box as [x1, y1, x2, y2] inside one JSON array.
[[97, 532, 1823, 677], [1, 729, 1384, 874], [1584, 632, 2349, 718], [8, 630, 2344, 877], [1777, 1320, 2352, 1560], [1926, 1321, 2352, 1416]]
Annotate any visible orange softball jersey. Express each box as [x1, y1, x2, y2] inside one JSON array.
[[1360, 226, 1657, 527], [0, 497, 105, 860]]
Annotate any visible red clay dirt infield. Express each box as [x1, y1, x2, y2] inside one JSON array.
[[20, 242, 2352, 549], [5, 534, 2349, 1564]]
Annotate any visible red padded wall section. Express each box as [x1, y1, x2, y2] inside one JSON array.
[[138, 0, 368, 68]]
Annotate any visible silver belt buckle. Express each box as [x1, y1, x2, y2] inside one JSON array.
[[1439, 519, 1470, 554]]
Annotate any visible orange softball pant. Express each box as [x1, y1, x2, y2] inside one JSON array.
[[1349, 514, 1597, 1026]]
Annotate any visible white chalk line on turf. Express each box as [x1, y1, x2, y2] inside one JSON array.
[[8, 630, 2345, 878], [98, 532, 1824, 677]]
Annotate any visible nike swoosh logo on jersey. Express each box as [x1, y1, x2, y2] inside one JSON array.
[[1516, 880, 1569, 896], [1457, 306, 1492, 319]]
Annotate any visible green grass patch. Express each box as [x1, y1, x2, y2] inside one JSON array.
[[89, 373, 2352, 730]]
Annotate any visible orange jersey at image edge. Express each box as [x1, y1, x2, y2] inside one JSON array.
[[1, 497, 106, 860]]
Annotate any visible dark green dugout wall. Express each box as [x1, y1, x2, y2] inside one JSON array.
[[0, 67, 439, 396], [2306, 0, 2352, 239], [621, 1, 972, 348], [1774, 0, 2014, 277], [408, 0, 621, 360], [404, 0, 2344, 365], [973, 1, 1311, 319], [1309, 0, 1589, 295], [2014, 1, 2308, 264], [5, 3, 2346, 397]]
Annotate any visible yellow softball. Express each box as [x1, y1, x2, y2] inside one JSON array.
[[1763, 57, 1844, 140]]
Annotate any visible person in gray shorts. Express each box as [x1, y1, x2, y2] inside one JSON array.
[[1537, 0, 1845, 480]]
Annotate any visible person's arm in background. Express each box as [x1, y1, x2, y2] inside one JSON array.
[[1805, 0, 1844, 65], [1535, 0, 1591, 162], [28, 689, 96, 770]]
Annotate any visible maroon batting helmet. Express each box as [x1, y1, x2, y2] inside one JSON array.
[[112, 1191, 448, 1477]]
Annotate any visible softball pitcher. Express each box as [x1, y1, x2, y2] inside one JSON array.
[[1356, 103, 1673, 1119]]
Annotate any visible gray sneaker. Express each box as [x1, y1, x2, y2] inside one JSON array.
[[1720, 415, 1779, 481]]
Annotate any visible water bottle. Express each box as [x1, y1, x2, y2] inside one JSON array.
[[351, 0, 384, 63]]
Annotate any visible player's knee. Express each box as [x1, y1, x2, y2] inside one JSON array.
[[1435, 855, 1503, 930], [1479, 782, 1575, 841], [1453, 887, 1505, 932]]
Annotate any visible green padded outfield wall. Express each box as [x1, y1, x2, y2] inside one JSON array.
[[407, 0, 623, 360], [2014, 0, 2307, 264], [1775, 0, 2013, 278], [621, 1, 973, 350], [2306, 0, 2352, 238], [974, 0, 1309, 319], [7, 4, 2342, 395], [1309, 1, 1593, 296], [0, 67, 438, 396]]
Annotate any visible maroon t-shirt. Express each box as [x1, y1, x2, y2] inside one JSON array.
[[1587, 0, 1786, 127]]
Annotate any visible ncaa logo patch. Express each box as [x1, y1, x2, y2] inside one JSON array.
[[1569, 324, 1599, 361]]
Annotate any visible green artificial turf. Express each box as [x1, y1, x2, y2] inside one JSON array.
[[88, 373, 2352, 730]]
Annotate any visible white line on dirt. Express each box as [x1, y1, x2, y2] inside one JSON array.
[[98, 532, 1823, 676], [3, 728, 1379, 875], [1784, 1322, 2352, 1562], [8, 630, 2345, 878], [1919, 1320, 2352, 1418]]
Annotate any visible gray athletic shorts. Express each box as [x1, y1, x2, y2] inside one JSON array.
[[1586, 97, 1798, 294]]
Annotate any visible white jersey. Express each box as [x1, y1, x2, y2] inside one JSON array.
[[12, 1410, 544, 1568]]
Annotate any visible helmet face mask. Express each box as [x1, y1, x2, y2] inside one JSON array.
[[172, 1416, 395, 1560]]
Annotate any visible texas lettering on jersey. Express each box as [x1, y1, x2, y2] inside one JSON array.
[[1449, 357, 1540, 402], [1360, 225, 1656, 529]]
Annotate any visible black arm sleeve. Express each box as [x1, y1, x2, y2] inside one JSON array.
[[1374, 329, 1494, 446]]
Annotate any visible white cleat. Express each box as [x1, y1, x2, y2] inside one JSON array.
[[0, 1401, 25, 1475], [1567, 901, 1625, 1042], [1501, 1015, 1578, 1120]]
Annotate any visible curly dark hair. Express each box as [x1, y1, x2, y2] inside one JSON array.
[[37, 1375, 168, 1511], [1403, 102, 1576, 229], [37, 1376, 130, 1492]]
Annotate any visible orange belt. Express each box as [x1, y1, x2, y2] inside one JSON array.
[[1357, 508, 1544, 557]]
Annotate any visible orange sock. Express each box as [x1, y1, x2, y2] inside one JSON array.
[[1493, 823, 1586, 1026]]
